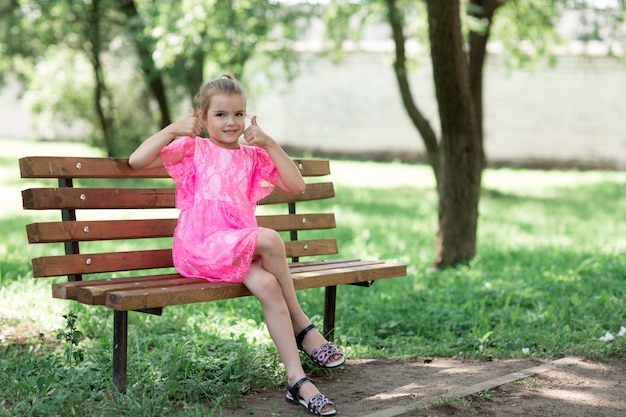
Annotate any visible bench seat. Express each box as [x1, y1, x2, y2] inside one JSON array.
[[52, 258, 405, 309]]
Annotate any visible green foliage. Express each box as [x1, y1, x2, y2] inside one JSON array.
[[320, 0, 609, 72], [2, 153, 626, 415], [322, 0, 429, 64], [0, 1, 315, 156], [490, 0, 562, 71], [133, 0, 314, 98], [56, 312, 85, 365]]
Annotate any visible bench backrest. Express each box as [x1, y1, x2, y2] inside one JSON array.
[[20, 156, 337, 281]]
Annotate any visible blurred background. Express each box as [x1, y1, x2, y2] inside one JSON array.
[[1, 0, 624, 169]]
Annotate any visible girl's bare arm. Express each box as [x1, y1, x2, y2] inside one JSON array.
[[129, 108, 202, 169], [243, 116, 305, 195]]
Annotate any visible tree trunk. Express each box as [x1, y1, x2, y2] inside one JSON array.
[[384, 0, 441, 185], [87, 0, 116, 157], [182, 50, 205, 102], [118, 0, 172, 128], [427, 0, 483, 268], [469, 0, 501, 168]]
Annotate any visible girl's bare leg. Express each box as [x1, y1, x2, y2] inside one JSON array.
[[243, 262, 333, 413], [254, 229, 343, 360]]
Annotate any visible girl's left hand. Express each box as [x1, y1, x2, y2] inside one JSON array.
[[243, 116, 274, 149]]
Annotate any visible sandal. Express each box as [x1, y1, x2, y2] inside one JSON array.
[[285, 376, 336, 416], [296, 324, 345, 368]]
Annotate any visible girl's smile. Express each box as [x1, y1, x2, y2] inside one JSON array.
[[203, 93, 246, 149]]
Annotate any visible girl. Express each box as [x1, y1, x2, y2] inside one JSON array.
[[129, 75, 344, 416]]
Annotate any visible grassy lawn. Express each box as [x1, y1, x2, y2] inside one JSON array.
[[1, 138, 625, 416]]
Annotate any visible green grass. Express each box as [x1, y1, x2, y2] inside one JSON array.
[[1, 139, 626, 416]]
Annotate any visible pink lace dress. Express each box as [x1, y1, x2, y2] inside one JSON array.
[[160, 136, 278, 282]]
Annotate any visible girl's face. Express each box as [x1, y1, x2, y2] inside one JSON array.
[[202, 93, 246, 149]]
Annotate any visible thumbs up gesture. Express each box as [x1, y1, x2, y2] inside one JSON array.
[[243, 115, 274, 149], [172, 107, 203, 138]]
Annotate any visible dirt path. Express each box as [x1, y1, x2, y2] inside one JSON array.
[[222, 357, 626, 417]]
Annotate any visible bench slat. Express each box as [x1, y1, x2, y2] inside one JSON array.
[[22, 182, 334, 210], [22, 188, 176, 210], [52, 273, 183, 300], [32, 238, 338, 277], [257, 213, 336, 231], [289, 259, 380, 273], [26, 219, 177, 243], [260, 182, 335, 204], [77, 276, 206, 305], [19, 157, 330, 178], [19, 156, 169, 179], [32, 249, 174, 277], [77, 260, 390, 305], [26, 213, 336, 243], [105, 262, 407, 310], [52, 258, 361, 302]]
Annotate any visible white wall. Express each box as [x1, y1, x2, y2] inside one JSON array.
[[253, 51, 626, 169], [2, 51, 625, 169]]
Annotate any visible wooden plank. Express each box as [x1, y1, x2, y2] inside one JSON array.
[[105, 262, 407, 311], [19, 156, 329, 179], [22, 188, 176, 210], [32, 249, 174, 278], [27, 214, 335, 243], [51, 260, 358, 302], [293, 262, 407, 293], [22, 182, 333, 210], [77, 276, 206, 305], [291, 262, 407, 286], [256, 213, 336, 231], [19, 156, 169, 179], [26, 219, 178, 243], [259, 182, 334, 205], [289, 259, 383, 273], [106, 280, 252, 309], [52, 273, 183, 300], [288, 258, 360, 268], [291, 159, 330, 177], [284, 239, 338, 258], [33, 238, 336, 278]]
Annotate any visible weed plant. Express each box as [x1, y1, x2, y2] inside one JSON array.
[[1, 142, 625, 416]]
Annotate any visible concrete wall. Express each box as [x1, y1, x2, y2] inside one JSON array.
[[2, 51, 625, 169], [254, 51, 626, 169]]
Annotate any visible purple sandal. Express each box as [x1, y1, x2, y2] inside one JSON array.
[[285, 376, 336, 416], [296, 324, 345, 368]]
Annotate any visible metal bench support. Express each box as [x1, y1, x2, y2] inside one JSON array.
[[323, 286, 337, 341], [113, 311, 128, 394]]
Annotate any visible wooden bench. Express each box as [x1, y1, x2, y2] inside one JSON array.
[[20, 156, 407, 393]]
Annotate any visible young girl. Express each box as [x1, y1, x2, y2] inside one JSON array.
[[129, 75, 344, 416]]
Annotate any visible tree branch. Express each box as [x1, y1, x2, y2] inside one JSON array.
[[384, 0, 441, 184]]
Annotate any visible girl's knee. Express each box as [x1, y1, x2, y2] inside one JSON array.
[[256, 228, 285, 257], [244, 263, 280, 300]]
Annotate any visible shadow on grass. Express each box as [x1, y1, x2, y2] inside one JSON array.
[[331, 244, 626, 358]]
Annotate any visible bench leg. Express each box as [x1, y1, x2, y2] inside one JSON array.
[[113, 310, 128, 394], [323, 286, 337, 341]]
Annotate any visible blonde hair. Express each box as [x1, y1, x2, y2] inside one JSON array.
[[195, 74, 247, 117]]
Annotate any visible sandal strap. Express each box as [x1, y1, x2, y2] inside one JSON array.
[[311, 342, 342, 366], [295, 323, 317, 351], [308, 392, 335, 415], [286, 376, 312, 398]]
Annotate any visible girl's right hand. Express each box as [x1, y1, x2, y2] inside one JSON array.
[[129, 108, 203, 169], [171, 107, 203, 138]]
